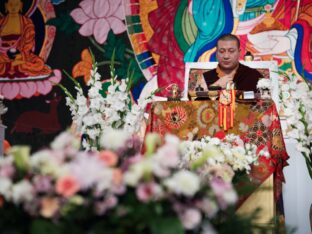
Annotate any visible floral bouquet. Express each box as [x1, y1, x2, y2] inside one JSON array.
[[279, 71, 312, 179], [59, 53, 152, 151], [0, 130, 272, 234], [179, 134, 270, 179]]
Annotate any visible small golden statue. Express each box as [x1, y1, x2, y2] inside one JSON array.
[[168, 83, 181, 101]]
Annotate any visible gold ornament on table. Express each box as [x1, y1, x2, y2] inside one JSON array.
[[167, 83, 181, 101]]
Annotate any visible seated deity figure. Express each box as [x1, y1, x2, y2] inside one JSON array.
[[0, 0, 51, 78]]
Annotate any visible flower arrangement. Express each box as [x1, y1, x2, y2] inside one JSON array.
[[257, 78, 272, 90], [179, 134, 270, 179], [0, 130, 272, 234], [279, 72, 312, 179], [60, 52, 151, 151]]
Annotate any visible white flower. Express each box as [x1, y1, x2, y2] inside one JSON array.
[[64, 60, 155, 150], [70, 153, 112, 190], [296, 144, 310, 155], [100, 128, 130, 150], [239, 122, 249, 132], [257, 78, 272, 90], [76, 94, 87, 106], [222, 190, 238, 205], [279, 75, 312, 175], [0, 177, 12, 200], [12, 180, 34, 204], [164, 170, 200, 197], [119, 79, 127, 92], [30, 150, 62, 176], [51, 131, 80, 151], [179, 135, 260, 174], [96, 169, 114, 193], [124, 160, 153, 186]]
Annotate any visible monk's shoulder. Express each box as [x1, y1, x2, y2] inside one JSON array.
[[239, 63, 262, 77]]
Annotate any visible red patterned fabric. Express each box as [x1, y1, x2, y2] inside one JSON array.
[[145, 100, 289, 201], [147, 0, 185, 95]]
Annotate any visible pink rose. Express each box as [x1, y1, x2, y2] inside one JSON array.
[[98, 150, 118, 167], [56, 175, 80, 198]]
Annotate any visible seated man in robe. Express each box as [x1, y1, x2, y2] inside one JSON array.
[[0, 0, 51, 78], [203, 34, 261, 93]]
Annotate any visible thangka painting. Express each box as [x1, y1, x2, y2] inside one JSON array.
[[0, 0, 61, 100], [124, 0, 312, 96]]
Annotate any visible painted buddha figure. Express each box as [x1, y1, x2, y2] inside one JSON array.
[[0, 0, 51, 78]]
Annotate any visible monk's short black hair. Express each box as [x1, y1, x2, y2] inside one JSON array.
[[217, 34, 240, 49]]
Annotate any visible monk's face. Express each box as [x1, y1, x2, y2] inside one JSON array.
[[216, 40, 241, 71], [5, 0, 23, 14]]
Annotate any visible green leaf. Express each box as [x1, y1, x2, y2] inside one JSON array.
[[100, 81, 112, 98], [103, 31, 118, 60], [46, 13, 79, 35], [116, 67, 127, 79], [303, 154, 312, 180], [144, 133, 162, 156], [30, 219, 63, 234], [63, 70, 83, 92], [150, 217, 184, 234]]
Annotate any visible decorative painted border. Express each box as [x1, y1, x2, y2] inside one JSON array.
[[123, 0, 157, 81]]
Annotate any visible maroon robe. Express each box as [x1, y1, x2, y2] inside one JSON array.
[[203, 63, 261, 93]]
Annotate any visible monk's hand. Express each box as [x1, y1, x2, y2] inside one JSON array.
[[212, 75, 233, 89]]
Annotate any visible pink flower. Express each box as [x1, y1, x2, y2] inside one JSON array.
[[112, 169, 123, 186], [264, 4, 272, 12], [95, 195, 118, 215], [179, 208, 202, 230], [98, 150, 118, 167], [33, 175, 53, 193], [210, 177, 237, 209], [70, 0, 126, 44], [56, 175, 80, 198], [210, 177, 232, 196], [0, 164, 15, 178], [196, 198, 218, 218], [136, 182, 162, 203]]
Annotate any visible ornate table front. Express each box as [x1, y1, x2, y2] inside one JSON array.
[[146, 100, 289, 209]]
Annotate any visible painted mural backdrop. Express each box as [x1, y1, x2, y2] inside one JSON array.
[[1, 0, 146, 151], [0, 0, 61, 99], [124, 0, 311, 96], [1, 0, 311, 150]]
